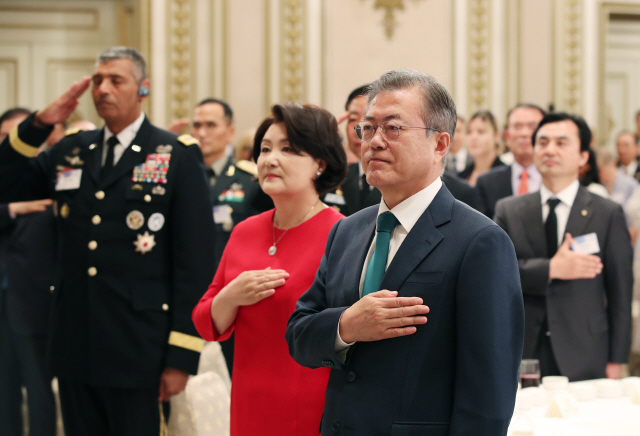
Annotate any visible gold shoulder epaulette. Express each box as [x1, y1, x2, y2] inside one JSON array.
[[65, 127, 82, 136], [235, 160, 258, 177], [177, 134, 199, 147]]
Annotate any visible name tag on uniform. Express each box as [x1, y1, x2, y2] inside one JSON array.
[[571, 232, 600, 254], [213, 205, 232, 224], [324, 192, 346, 205], [55, 168, 82, 191]]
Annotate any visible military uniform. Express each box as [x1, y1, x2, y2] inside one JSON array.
[[323, 162, 381, 216], [208, 155, 272, 375], [0, 114, 215, 433], [209, 156, 272, 271]]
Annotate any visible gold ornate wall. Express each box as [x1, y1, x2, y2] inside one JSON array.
[[553, 0, 583, 114], [467, 0, 491, 112]]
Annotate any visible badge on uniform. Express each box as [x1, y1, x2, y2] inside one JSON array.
[[134, 231, 156, 254], [152, 185, 166, 196], [64, 155, 84, 166], [55, 168, 82, 191], [60, 203, 70, 219], [213, 205, 234, 231], [148, 213, 165, 232], [156, 145, 173, 153], [126, 210, 145, 230], [132, 153, 171, 184], [218, 189, 245, 202]]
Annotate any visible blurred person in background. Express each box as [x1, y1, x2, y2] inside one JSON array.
[[459, 109, 504, 186]]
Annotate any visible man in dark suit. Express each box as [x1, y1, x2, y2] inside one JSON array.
[[286, 69, 524, 436], [616, 130, 640, 181], [323, 85, 381, 215], [190, 98, 272, 374], [0, 47, 215, 435], [476, 104, 545, 218], [495, 112, 633, 381]]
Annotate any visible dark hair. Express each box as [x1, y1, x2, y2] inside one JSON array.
[[97, 46, 147, 82], [532, 112, 591, 152], [580, 149, 600, 186], [0, 107, 30, 126], [505, 103, 546, 128], [345, 85, 370, 111], [252, 103, 347, 195], [469, 109, 498, 133], [196, 98, 234, 124]]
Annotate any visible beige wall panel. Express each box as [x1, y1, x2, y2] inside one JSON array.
[[0, 43, 31, 110], [323, 0, 454, 119], [0, 59, 18, 109], [226, 0, 267, 136], [519, 0, 553, 110]]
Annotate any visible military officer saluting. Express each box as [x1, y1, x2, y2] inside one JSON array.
[[0, 47, 215, 435], [187, 98, 272, 374]]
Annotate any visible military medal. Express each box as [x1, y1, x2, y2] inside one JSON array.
[[134, 231, 156, 254], [132, 153, 170, 184], [60, 203, 70, 219], [156, 145, 172, 153], [126, 210, 145, 230], [64, 155, 84, 166], [152, 185, 166, 195], [148, 213, 165, 232]]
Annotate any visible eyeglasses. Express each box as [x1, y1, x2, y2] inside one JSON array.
[[355, 120, 440, 142]]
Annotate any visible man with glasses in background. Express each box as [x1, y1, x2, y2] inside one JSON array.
[[287, 69, 524, 436]]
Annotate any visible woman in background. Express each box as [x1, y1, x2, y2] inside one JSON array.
[[459, 109, 504, 186], [192, 103, 347, 436]]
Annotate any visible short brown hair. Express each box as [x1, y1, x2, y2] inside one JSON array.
[[253, 103, 347, 195]]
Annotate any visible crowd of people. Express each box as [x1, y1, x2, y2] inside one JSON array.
[[0, 45, 638, 436]]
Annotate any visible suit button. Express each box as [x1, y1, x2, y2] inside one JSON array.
[[162, 304, 169, 311], [332, 421, 340, 432], [144, 194, 152, 202], [346, 371, 356, 382], [88, 267, 97, 276], [92, 215, 101, 225], [95, 190, 105, 200], [321, 360, 334, 368], [88, 240, 98, 250], [546, 331, 551, 337]]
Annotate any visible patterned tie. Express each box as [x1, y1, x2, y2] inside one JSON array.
[[545, 198, 561, 258], [102, 136, 119, 178], [518, 169, 529, 195], [362, 212, 400, 297]]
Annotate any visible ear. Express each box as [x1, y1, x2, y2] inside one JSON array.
[[227, 123, 237, 142], [502, 129, 510, 147], [579, 150, 590, 167], [316, 159, 327, 174], [434, 132, 450, 159]]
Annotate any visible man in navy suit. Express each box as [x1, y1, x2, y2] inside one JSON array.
[[476, 104, 545, 218], [286, 69, 524, 436]]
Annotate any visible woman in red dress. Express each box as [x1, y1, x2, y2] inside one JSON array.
[[192, 103, 347, 436]]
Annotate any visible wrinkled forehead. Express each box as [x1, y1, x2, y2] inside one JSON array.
[[365, 88, 423, 122], [93, 58, 139, 81]]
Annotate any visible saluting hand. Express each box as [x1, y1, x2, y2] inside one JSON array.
[[549, 233, 603, 280], [338, 290, 429, 343], [34, 76, 91, 127], [8, 199, 52, 216]]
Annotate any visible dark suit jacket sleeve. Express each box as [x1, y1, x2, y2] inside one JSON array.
[[0, 204, 13, 230], [603, 205, 633, 363], [450, 225, 524, 435], [165, 143, 216, 374], [286, 220, 351, 370], [0, 114, 55, 203], [494, 198, 550, 296]]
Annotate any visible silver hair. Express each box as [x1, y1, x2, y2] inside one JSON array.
[[96, 46, 147, 82], [366, 69, 457, 140]]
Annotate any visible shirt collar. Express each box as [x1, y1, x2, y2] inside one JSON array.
[[211, 154, 229, 177], [378, 177, 443, 234], [540, 179, 580, 208], [104, 112, 145, 149]]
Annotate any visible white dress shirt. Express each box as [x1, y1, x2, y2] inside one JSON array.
[[511, 161, 541, 195], [539, 179, 580, 248], [102, 112, 145, 166], [335, 177, 443, 354], [450, 148, 469, 173], [622, 160, 638, 178]]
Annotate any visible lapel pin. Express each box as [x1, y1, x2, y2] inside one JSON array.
[[132, 145, 141, 152], [581, 209, 588, 216], [89, 144, 96, 150]]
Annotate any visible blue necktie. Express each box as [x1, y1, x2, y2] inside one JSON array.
[[362, 212, 399, 297]]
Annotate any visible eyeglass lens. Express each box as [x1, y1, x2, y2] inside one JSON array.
[[355, 121, 400, 142]]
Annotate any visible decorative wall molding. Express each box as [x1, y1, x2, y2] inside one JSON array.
[[467, 0, 491, 111], [362, 0, 427, 39], [168, 0, 193, 119], [0, 58, 18, 108], [553, 0, 583, 113], [280, 0, 305, 102]]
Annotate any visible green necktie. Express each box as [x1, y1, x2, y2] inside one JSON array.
[[362, 211, 399, 297]]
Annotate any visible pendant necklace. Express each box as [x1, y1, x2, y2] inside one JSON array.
[[269, 200, 319, 256]]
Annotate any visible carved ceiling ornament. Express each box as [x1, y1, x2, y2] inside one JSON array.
[[365, 0, 426, 39]]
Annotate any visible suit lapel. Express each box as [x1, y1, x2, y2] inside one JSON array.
[[346, 208, 377, 301], [499, 166, 514, 197], [565, 186, 595, 239], [521, 192, 547, 257], [84, 130, 104, 185], [341, 164, 360, 214], [379, 186, 451, 292], [101, 119, 152, 188]]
